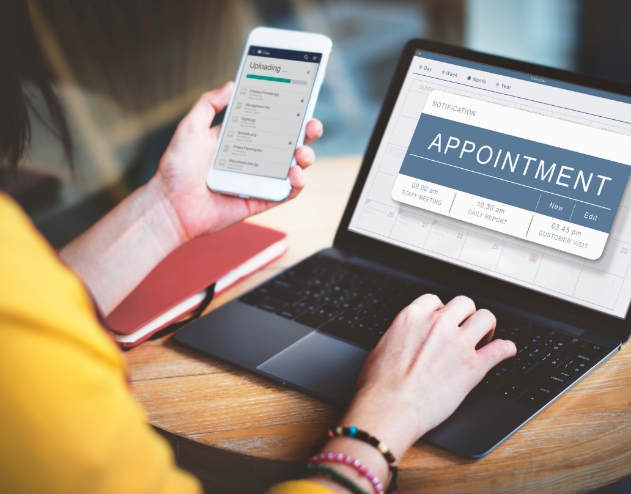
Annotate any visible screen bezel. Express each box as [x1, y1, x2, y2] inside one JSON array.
[[334, 38, 631, 343]]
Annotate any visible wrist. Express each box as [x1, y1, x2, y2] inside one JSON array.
[[309, 439, 390, 494], [143, 175, 189, 247], [58, 177, 189, 315], [341, 388, 427, 460]]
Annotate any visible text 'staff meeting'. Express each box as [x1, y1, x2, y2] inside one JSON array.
[[391, 91, 631, 260]]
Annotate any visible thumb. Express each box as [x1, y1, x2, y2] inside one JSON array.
[[183, 81, 234, 130], [477, 339, 517, 372]]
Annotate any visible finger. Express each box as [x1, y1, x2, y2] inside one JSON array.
[[440, 295, 476, 325], [287, 165, 307, 198], [184, 81, 234, 132], [459, 308, 496, 345], [477, 339, 517, 372], [304, 119, 323, 144], [294, 145, 316, 170], [408, 293, 444, 312]]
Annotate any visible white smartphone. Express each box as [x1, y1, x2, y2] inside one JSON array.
[[206, 27, 332, 202]]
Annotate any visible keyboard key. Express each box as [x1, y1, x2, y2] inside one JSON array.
[[462, 377, 499, 407], [320, 321, 373, 349], [496, 326, 509, 337], [319, 321, 351, 340], [518, 391, 548, 408], [561, 359, 589, 374], [239, 291, 266, 305], [508, 327, 521, 339], [277, 306, 302, 319], [259, 284, 302, 304], [335, 312, 353, 325], [295, 297, 321, 312], [295, 313, 329, 328], [538, 351, 565, 367], [316, 304, 342, 319], [528, 364, 573, 385], [492, 366, 509, 379], [546, 330, 562, 338], [495, 383, 524, 399], [258, 298, 285, 312], [510, 371, 562, 395], [562, 346, 600, 363], [514, 340, 529, 351], [271, 278, 307, 292], [479, 377, 499, 390], [356, 321, 371, 331], [526, 347, 542, 359], [584, 343, 606, 353]]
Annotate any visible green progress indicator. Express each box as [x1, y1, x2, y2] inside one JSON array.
[[246, 74, 291, 83]]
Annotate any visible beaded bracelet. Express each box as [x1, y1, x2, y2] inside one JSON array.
[[311, 425, 398, 493], [304, 463, 369, 494], [309, 452, 384, 494]]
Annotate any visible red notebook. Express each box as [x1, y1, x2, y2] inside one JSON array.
[[105, 222, 287, 348]]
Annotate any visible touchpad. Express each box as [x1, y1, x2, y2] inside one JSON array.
[[257, 332, 369, 405]]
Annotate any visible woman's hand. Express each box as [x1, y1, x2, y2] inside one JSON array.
[[310, 295, 516, 493], [344, 294, 516, 458], [61, 82, 322, 315], [149, 81, 323, 244]]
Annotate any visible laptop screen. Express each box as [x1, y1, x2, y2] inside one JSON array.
[[348, 50, 631, 319]]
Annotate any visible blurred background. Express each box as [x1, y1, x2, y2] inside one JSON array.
[[11, 0, 631, 252]]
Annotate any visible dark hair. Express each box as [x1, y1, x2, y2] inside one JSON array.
[[0, 0, 72, 168]]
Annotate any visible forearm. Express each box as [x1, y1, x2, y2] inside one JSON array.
[[59, 178, 185, 316]]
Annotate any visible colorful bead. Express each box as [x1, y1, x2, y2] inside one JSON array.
[[310, 425, 398, 494], [308, 452, 384, 494]]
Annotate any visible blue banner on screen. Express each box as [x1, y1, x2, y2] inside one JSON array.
[[399, 113, 629, 232], [392, 91, 631, 260]]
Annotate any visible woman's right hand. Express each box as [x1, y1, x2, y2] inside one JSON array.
[[343, 294, 517, 460], [310, 294, 517, 494]]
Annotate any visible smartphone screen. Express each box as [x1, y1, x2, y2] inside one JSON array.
[[213, 45, 322, 179]]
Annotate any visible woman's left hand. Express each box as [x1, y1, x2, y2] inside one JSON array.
[[150, 81, 323, 244]]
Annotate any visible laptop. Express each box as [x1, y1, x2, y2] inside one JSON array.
[[174, 39, 631, 458]]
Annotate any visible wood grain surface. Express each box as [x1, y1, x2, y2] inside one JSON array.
[[126, 156, 631, 494]]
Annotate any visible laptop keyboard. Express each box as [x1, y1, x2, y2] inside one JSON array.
[[239, 254, 612, 409]]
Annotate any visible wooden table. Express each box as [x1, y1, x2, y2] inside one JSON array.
[[126, 156, 631, 494]]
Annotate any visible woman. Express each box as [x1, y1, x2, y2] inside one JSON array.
[[0, 2, 516, 493]]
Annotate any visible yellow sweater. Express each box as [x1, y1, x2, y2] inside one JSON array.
[[0, 193, 331, 494]]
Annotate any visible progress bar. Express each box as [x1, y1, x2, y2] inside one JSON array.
[[246, 74, 307, 85]]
